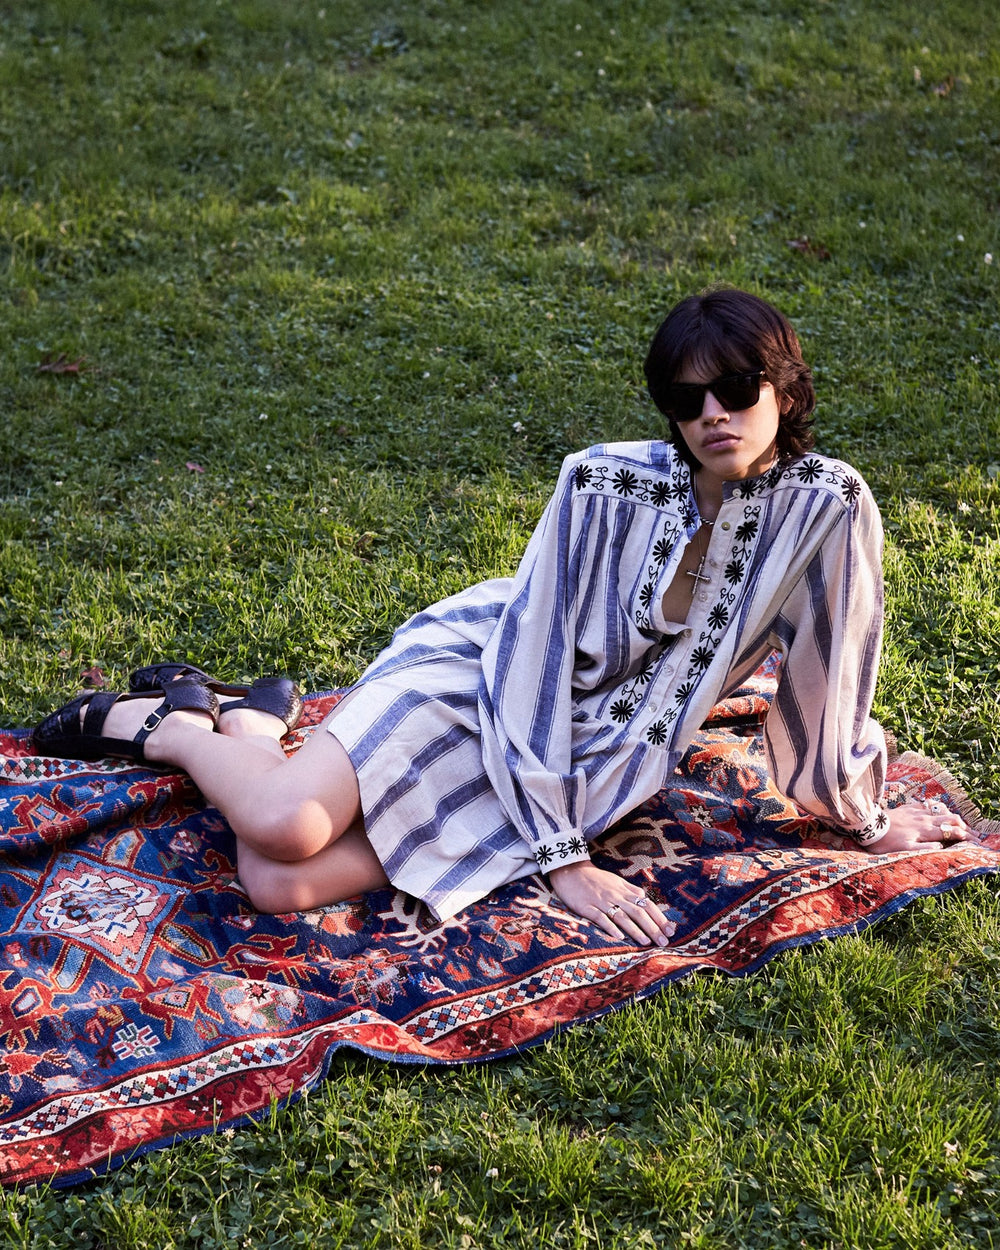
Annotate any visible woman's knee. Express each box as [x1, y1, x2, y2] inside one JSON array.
[[230, 794, 341, 861], [238, 857, 313, 915], [232, 730, 362, 859]]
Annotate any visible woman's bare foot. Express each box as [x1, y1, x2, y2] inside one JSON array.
[[74, 685, 292, 767], [87, 694, 216, 763], [216, 697, 289, 743]]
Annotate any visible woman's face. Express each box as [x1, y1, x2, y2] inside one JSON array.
[[674, 359, 783, 484]]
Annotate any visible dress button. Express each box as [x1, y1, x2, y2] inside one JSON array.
[[699, 593, 709, 602], [663, 665, 673, 677], [647, 700, 658, 713], [721, 521, 731, 531]]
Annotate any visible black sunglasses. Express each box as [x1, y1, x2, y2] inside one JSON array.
[[661, 370, 765, 422]]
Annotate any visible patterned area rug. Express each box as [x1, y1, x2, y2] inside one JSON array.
[[2, 665, 999, 1188]]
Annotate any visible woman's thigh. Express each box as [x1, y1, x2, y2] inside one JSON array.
[[269, 717, 364, 836]]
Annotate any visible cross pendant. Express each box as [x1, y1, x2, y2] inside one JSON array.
[[686, 554, 711, 588]]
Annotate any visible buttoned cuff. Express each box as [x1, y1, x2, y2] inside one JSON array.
[[532, 834, 591, 871], [845, 804, 891, 847]]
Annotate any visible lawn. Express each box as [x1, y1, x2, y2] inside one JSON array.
[[1, 0, 1000, 1245]]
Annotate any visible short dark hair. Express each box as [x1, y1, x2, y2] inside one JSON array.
[[643, 287, 816, 470]]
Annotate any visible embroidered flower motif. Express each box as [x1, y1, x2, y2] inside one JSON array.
[[645, 720, 668, 745], [634, 656, 656, 684], [649, 480, 672, 506], [851, 806, 890, 844], [690, 645, 714, 671], [573, 464, 594, 491], [609, 698, 636, 723], [680, 502, 697, 527], [612, 469, 638, 496], [734, 518, 759, 543], [724, 557, 746, 585], [840, 475, 862, 504], [707, 604, 730, 630], [638, 581, 655, 608], [673, 680, 695, 704], [796, 457, 825, 484], [652, 537, 673, 564], [535, 845, 553, 866], [566, 835, 587, 856]]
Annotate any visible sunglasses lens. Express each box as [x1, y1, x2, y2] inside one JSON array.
[[664, 373, 762, 421], [712, 374, 762, 411], [665, 388, 704, 422]]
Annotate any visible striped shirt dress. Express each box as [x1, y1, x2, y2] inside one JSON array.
[[326, 441, 890, 921]]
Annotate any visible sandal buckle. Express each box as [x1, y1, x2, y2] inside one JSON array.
[[142, 709, 165, 733]]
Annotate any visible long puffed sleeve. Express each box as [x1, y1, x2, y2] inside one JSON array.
[[763, 484, 890, 844], [478, 453, 596, 873]]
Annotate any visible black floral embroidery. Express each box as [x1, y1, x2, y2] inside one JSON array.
[[573, 463, 593, 491], [734, 518, 759, 543], [566, 835, 587, 856], [673, 680, 695, 704], [849, 806, 890, 845], [649, 480, 672, 507], [707, 604, 729, 630], [840, 475, 862, 505], [639, 581, 655, 608], [724, 557, 746, 585], [610, 698, 636, 724], [645, 720, 668, 746], [612, 469, 639, 497], [652, 538, 672, 565], [796, 457, 824, 483], [680, 501, 697, 527], [535, 845, 553, 866], [690, 645, 715, 671], [634, 656, 656, 684]]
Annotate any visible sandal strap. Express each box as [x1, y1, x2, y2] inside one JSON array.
[[131, 682, 221, 748], [81, 691, 119, 737]]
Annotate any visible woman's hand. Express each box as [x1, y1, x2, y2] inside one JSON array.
[[548, 860, 676, 947], [862, 798, 972, 854]]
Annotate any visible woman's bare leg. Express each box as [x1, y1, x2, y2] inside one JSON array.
[[235, 827, 389, 914], [99, 696, 364, 861]]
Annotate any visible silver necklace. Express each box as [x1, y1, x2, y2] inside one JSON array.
[[686, 477, 715, 593]]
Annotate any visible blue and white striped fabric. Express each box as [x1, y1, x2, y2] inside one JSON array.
[[327, 442, 889, 920]]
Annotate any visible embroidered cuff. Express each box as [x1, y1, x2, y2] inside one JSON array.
[[846, 805, 891, 847], [532, 834, 590, 870]]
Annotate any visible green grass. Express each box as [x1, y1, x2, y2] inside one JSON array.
[[2, 0, 1000, 1244]]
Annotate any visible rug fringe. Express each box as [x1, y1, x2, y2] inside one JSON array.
[[893, 750, 1000, 838]]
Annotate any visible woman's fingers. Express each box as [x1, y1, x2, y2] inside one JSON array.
[[593, 894, 674, 947], [549, 863, 676, 947], [918, 797, 971, 841]]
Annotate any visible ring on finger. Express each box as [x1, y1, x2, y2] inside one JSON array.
[[606, 903, 621, 919], [632, 896, 649, 909]]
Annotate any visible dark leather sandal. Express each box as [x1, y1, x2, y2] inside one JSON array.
[[128, 664, 303, 732], [34, 681, 220, 762], [221, 677, 303, 732], [128, 662, 213, 691]]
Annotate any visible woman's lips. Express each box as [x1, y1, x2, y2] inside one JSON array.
[[702, 433, 739, 449]]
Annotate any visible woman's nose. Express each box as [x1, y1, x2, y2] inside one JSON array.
[[700, 388, 728, 419]]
